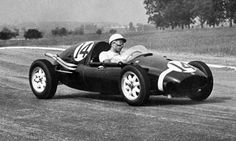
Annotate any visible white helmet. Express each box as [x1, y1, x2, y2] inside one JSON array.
[[109, 34, 126, 44]]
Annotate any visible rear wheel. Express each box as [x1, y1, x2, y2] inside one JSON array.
[[120, 65, 150, 106], [188, 61, 213, 101], [29, 59, 58, 99]]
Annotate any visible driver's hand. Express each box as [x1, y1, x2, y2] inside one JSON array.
[[118, 61, 123, 65]]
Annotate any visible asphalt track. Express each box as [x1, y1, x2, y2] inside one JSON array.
[[0, 48, 235, 141]]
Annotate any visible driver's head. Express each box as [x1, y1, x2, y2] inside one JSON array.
[[109, 34, 126, 53]]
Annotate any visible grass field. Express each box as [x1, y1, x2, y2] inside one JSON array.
[[1, 27, 236, 57], [126, 27, 236, 57]]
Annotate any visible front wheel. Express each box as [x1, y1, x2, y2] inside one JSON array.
[[188, 61, 213, 101], [29, 59, 58, 99], [120, 65, 150, 106]]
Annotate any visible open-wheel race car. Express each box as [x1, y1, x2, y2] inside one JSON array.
[[29, 41, 213, 106]]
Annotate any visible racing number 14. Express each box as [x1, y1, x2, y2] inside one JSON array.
[[75, 43, 92, 58], [74, 41, 94, 62]]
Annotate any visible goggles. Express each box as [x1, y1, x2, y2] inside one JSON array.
[[114, 40, 125, 46]]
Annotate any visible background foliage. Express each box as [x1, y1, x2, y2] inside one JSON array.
[[144, 0, 236, 29]]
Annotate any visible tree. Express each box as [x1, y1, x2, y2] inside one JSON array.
[[24, 29, 42, 39], [129, 22, 136, 31], [234, 13, 236, 24], [144, 0, 195, 29], [203, 0, 225, 27], [144, 0, 236, 28], [191, 0, 212, 28], [180, 0, 195, 29], [148, 13, 166, 29], [163, 0, 183, 29], [0, 27, 16, 40], [144, 0, 175, 29], [224, 0, 236, 27]]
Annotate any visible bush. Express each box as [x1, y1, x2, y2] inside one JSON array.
[[96, 29, 102, 35], [109, 29, 117, 34], [74, 27, 84, 35], [0, 32, 12, 40], [51, 27, 68, 36], [24, 29, 43, 39]]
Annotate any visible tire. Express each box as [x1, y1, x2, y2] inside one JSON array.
[[188, 61, 213, 101], [120, 65, 150, 106], [29, 59, 58, 99]]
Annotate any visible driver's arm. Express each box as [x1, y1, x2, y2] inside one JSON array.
[[110, 55, 128, 63], [102, 59, 111, 63]]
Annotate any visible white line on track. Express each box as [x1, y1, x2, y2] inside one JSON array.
[[0, 46, 66, 51], [1, 46, 236, 71], [207, 63, 236, 71]]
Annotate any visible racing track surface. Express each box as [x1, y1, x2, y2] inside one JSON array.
[[0, 48, 235, 141]]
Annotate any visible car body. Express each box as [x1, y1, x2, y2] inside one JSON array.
[[29, 41, 213, 106]]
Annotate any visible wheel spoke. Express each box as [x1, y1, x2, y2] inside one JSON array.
[[124, 84, 131, 91], [131, 89, 138, 98], [33, 75, 37, 82], [133, 81, 140, 87], [42, 77, 46, 82], [124, 77, 131, 85], [39, 69, 45, 77], [133, 87, 140, 93], [128, 74, 133, 81], [38, 85, 42, 89], [35, 83, 40, 89], [38, 69, 42, 75], [42, 80, 46, 87], [132, 75, 138, 82]]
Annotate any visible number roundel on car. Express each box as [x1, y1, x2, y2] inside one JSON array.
[[73, 41, 94, 62], [167, 61, 196, 73], [158, 61, 197, 91]]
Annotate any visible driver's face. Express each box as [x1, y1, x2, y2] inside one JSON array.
[[113, 40, 125, 53]]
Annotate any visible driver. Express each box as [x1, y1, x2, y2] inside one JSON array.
[[99, 33, 127, 63]]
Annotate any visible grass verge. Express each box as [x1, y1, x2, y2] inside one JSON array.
[[1, 27, 236, 57]]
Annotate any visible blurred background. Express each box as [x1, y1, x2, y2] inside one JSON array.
[[0, 0, 235, 56]]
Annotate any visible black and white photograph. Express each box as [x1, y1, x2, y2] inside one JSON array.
[[0, 0, 235, 140]]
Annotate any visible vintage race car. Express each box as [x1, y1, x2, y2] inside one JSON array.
[[29, 41, 213, 106]]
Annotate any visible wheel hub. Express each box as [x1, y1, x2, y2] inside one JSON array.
[[31, 67, 46, 93], [127, 81, 135, 90]]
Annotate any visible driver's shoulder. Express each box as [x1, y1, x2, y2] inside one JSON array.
[[99, 50, 109, 57], [99, 50, 111, 62]]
